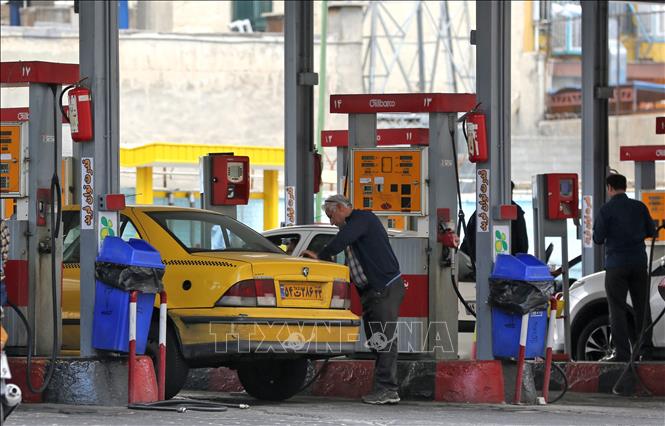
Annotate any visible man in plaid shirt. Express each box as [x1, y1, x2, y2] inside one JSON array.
[[303, 195, 404, 405]]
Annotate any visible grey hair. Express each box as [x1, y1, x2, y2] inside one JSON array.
[[323, 194, 352, 212]]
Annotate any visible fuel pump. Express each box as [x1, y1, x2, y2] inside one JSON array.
[[0, 61, 80, 400], [532, 173, 579, 356]]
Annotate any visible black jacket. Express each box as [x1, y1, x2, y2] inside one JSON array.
[[460, 201, 529, 264], [593, 193, 656, 268], [317, 210, 401, 290]]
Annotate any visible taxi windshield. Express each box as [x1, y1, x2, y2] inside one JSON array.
[[147, 210, 283, 254]]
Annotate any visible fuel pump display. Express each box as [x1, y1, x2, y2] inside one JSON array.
[[0, 123, 27, 198], [350, 147, 426, 215], [642, 191, 665, 241]]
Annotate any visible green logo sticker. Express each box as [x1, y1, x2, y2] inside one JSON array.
[[100, 216, 115, 240], [495, 229, 508, 253]]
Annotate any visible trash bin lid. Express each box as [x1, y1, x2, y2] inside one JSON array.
[[96, 236, 165, 269], [490, 254, 552, 281]]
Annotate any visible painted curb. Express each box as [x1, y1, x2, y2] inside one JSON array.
[[531, 361, 665, 396], [185, 359, 505, 403], [435, 360, 505, 404], [8, 356, 158, 405], [184, 360, 664, 401]]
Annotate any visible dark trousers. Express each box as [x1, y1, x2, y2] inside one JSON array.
[[360, 278, 405, 392], [605, 265, 653, 361]]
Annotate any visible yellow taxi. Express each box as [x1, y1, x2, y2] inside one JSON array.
[[61, 205, 360, 400]]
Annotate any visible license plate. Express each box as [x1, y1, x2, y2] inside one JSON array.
[[280, 283, 323, 301]]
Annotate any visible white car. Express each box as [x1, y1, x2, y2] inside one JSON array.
[[558, 255, 665, 361]]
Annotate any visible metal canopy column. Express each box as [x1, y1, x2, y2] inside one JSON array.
[[285, 1, 317, 224], [474, 1, 512, 361], [581, 1, 609, 276], [77, 0, 120, 357], [635, 162, 656, 196], [427, 112, 460, 359]]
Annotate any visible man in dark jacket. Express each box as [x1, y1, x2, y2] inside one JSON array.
[[593, 173, 656, 362], [460, 181, 529, 267], [302, 194, 404, 405]]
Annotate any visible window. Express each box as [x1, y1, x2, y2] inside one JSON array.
[[550, 2, 582, 56], [265, 233, 301, 254], [231, 0, 272, 32], [62, 211, 81, 264], [119, 216, 140, 241], [147, 210, 282, 254], [638, 3, 665, 39]]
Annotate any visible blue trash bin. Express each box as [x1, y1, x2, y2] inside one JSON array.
[[490, 254, 552, 359], [92, 237, 164, 354], [491, 309, 547, 358]]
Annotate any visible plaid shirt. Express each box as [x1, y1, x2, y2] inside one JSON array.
[[345, 246, 368, 290]]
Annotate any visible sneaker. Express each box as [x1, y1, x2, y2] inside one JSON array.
[[361, 389, 400, 405]]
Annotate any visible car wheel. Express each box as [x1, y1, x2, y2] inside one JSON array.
[[146, 323, 189, 399], [237, 359, 308, 401], [575, 315, 614, 361]]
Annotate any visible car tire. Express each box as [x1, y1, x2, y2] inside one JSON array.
[[575, 315, 614, 361], [237, 359, 308, 401], [146, 323, 189, 399]]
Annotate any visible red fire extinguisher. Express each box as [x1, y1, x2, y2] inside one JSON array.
[[464, 111, 488, 163], [61, 83, 93, 142]]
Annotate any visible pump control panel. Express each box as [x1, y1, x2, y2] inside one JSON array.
[[350, 147, 427, 216], [545, 173, 579, 220], [0, 123, 27, 198], [209, 154, 250, 206]]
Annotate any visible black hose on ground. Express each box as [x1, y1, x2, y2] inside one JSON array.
[[545, 361, 569, 404], [297, 358, 331, 393]]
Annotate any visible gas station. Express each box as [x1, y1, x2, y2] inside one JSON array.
[[1, 0, 664, 423]]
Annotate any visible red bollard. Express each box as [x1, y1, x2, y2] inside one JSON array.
[[513, 312, 530, 404], [542, 297, 558, 403], [158, 291, 167, 401], [128, 290, 138, 405]]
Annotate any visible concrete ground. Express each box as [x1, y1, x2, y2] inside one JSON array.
[[5, 391, 665, 426]]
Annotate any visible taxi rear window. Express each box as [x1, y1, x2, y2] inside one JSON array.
[[146, 210, 282, 254]]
